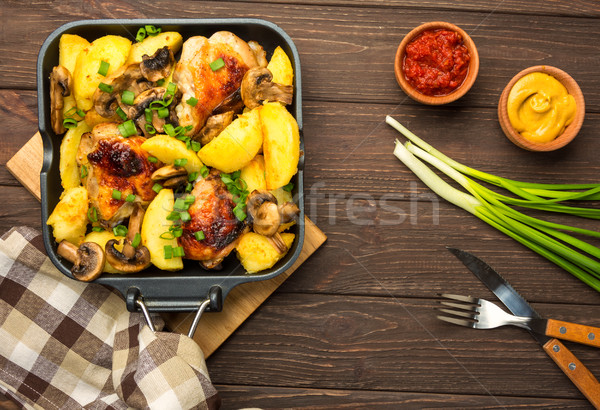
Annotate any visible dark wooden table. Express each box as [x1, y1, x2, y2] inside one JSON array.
[[2, 1, 600, 408]]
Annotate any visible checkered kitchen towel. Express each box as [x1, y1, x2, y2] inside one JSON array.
[[0, 227, 220, 409]]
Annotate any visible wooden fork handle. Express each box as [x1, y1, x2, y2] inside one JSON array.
[[545, 319, 600, 348], [543, 338, 600, 408]]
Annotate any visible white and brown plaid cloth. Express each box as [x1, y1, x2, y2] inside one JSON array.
[[0, 227, 220, 409]]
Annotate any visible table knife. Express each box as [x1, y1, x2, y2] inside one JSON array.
[[447, 247, 600, 408]]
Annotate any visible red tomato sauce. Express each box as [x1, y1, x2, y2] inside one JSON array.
[[403, 29, 470, 96]]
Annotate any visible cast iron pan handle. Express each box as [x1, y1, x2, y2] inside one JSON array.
[[127, 286, 223, 337]]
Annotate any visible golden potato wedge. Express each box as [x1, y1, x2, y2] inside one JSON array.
[[47, 187, 89, 245], [198, 108, 263, 173], [236, 232, 295, 273], [73, 35, 132, 111], [267, 46, 294, 86], [260, 102, 300, 190], [240, 155, 266, 194], [59, 121, 91, 191], [141, 188, 183, 271], [83, 230, 125, 274], [127, 31, 183, 65], [140, 135, 203, 174], [59, 34, 90, 75]]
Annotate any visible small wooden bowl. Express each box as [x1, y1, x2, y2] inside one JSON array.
[[498, 66, 585, 151], [394, 22, 479, 105]]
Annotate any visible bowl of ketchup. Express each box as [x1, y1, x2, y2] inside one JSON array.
[[395, 22, 479, 105]]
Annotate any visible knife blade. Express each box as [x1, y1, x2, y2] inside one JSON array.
[[447, 247, 600, 407]]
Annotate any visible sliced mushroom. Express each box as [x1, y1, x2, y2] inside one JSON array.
[[246, 190, 300, 253], [50, 65, 74, 134], [212, 88, 244, 116], [105, 204, 151, 273], [162, 175, 189, 189], [240, 67, 293, 109], [253, 202, 281, 237], [151, 164, 187, 181], [57, 240, 105, 282], [93, 64, 153, 118], [195, 111, 234, 145], [140, 46, 175, 82], [128, 87, 181, 135]]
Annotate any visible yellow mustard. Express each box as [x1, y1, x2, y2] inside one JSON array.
[[507, 72, 576, 143]]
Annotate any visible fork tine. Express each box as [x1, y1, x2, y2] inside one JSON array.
[[439, 300, 480, 313], [437, 315, 476, 328], [440, 293, 479, 304], [437, 307, 477, 320]]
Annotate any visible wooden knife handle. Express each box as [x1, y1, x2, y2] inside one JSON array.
[[543, 338, 600, 408], [546, 319, 600, 348]]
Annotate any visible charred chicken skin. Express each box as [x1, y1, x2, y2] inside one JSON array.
[[77, 123, 159, 224], [177, 170, 248, 268], [173, 32, 259, 136]]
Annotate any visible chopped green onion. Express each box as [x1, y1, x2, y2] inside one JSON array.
[[157, 107, 169, 119], [233, 204, 247, 222], [136, 27, 147, 42], [190, 140, 201, 152], [98, 82, 113, 93], [121, 90, 135, 105], [63, 118, 78, 129], [152, 183, 162, 193], [156, 79, 165, 86], [283, 182, 294, 192], [145, 25, 161, 36], [80, 165, 88, 179], [131, 232, 141, 248], [116, 107, 128, 121], [125, 194, 136, 202], [148, 156, 158, 163], [185, 183, 193, 192], [163, 124, 175, 137], [166, 82, 177, 95], [98, 61, 109, 76], [166, 211, 180, 221], [112, 189, 122, 200], [113, 224, 128, 237], [174, 158, 188, 167], [118, 120, 137, 137], [170, 225, 183, 238], [209, 58, 225, 71], [145, 123, 157, 135], [184, 195, 195, 205], [173, 246, 185, 257], [164, 245, 173, 259], [92, 226, 104, 232], [200, 165, 209, 178], [174, 198, 187, 211], [188, 172, 198, 182], [186, 97, 198, 107], [64, 107, 77, 117], [161, 92, 174, 107], [194, 231, 205, 241], [87, 207, 98, 222], [144, 108, 153, 123], [180, 211, 191, 222], [159, 231, 175, 240], [76, 109, 85, 118], [387, 115, 600, 293]]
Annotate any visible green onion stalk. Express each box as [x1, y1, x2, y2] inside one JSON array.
[[387, 115, 600, 292]]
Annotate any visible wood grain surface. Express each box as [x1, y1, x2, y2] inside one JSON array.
[[2, 1, 600, 408]]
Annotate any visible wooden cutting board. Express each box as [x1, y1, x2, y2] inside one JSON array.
[[7, 132, 327, 358]]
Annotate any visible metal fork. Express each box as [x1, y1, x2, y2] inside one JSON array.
[[436, 293, 537, 331]]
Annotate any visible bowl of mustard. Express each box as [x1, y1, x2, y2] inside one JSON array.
[[498, 65, 584, 151]]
